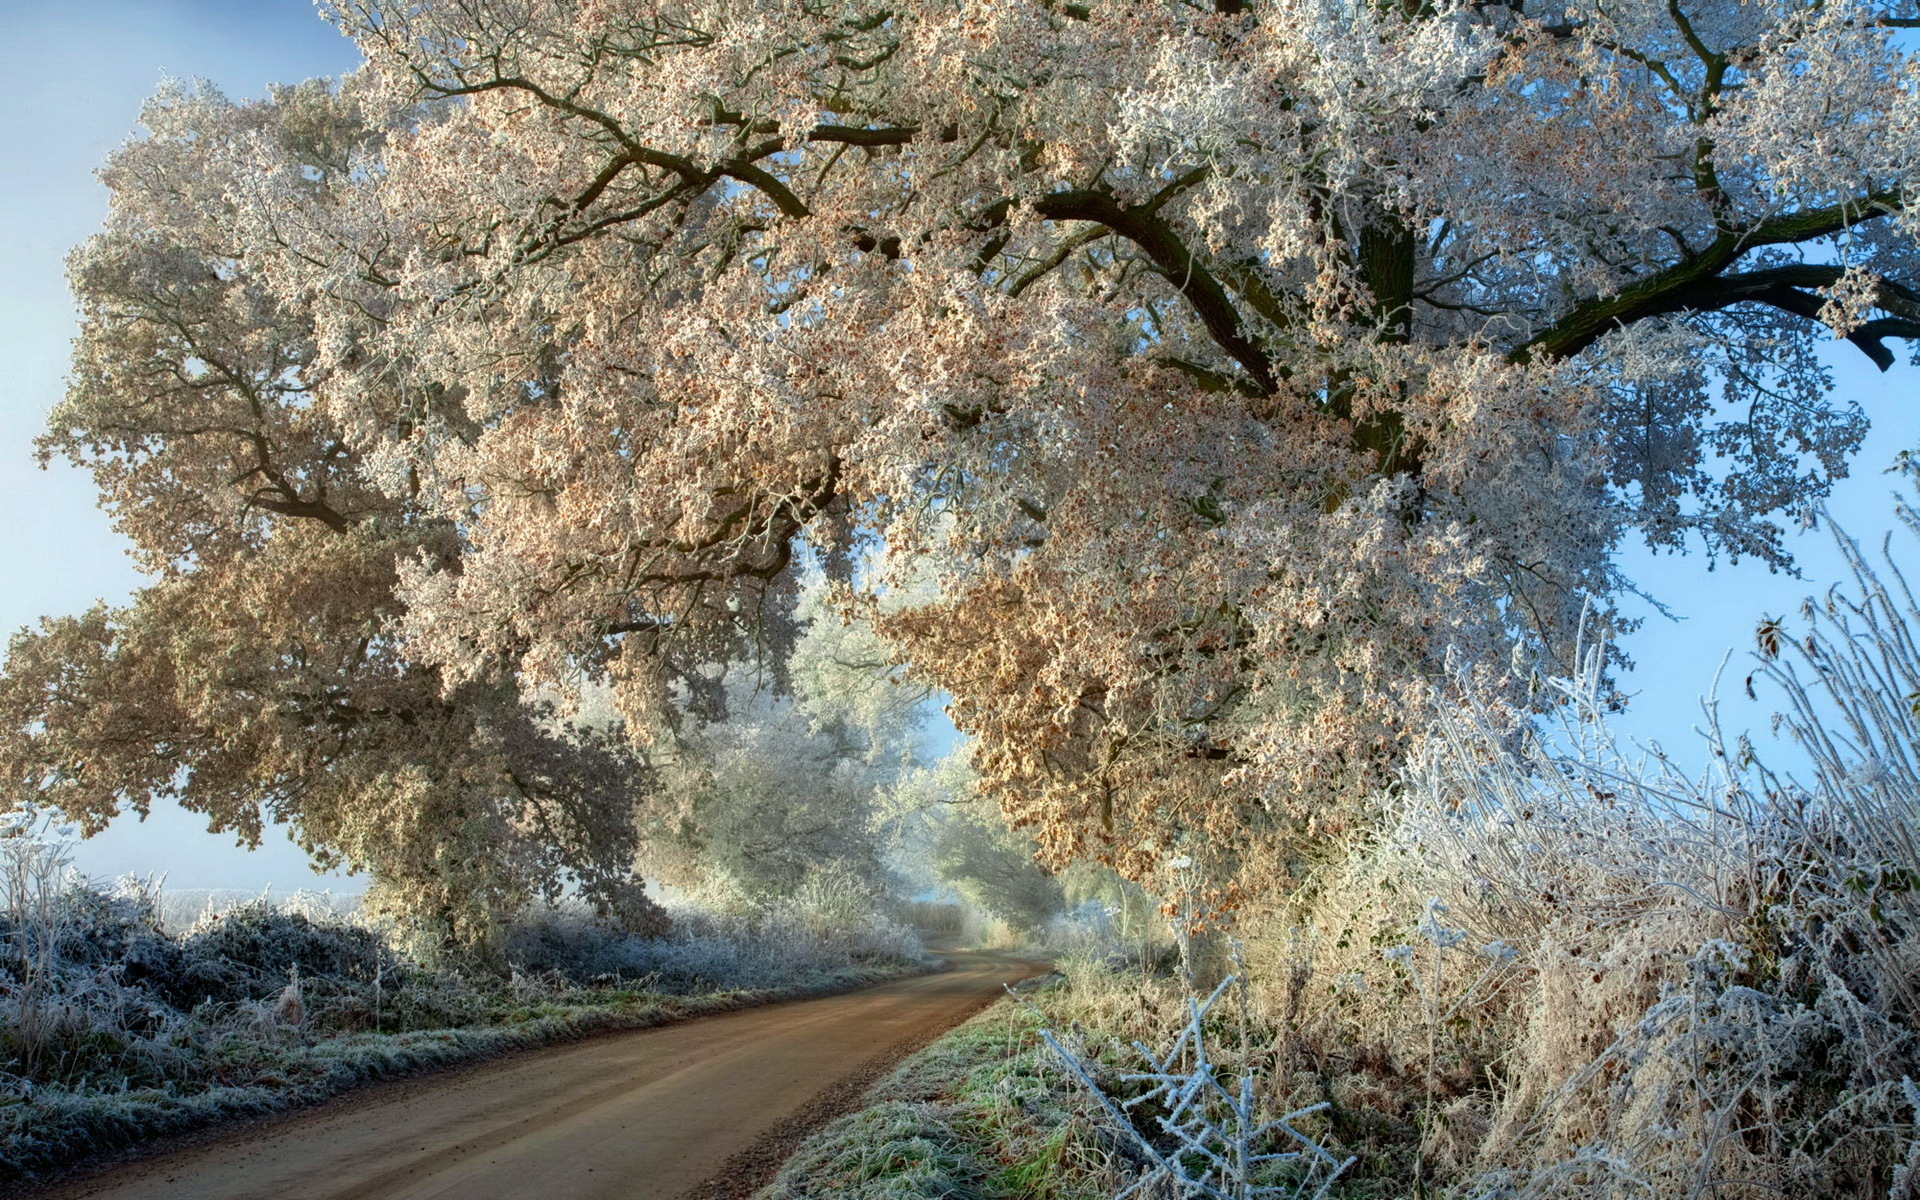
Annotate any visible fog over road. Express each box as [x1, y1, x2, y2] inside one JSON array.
[[27, 950, 1041, 1200]]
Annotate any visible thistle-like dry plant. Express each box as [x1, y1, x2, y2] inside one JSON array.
[[1037, 948, 1354, 1200]]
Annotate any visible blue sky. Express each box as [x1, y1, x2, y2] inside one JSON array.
[[1, 0, 1916, 888]]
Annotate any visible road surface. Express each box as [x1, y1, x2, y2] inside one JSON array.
[[25, 950, 1040, 1200]]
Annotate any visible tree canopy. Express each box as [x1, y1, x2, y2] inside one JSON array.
[[0, 81, 663, 946], [8, 0, 1920, 912]]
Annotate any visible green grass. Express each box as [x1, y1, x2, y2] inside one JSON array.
[[769, 1102, 989, 1200]]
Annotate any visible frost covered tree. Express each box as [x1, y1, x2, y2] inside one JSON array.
[[13, 0, 1920, 911], [640, 676, 893, 905], [932, 799, 1068, 932], [638, 576, 939, 906], [0, 82, 663, 948]]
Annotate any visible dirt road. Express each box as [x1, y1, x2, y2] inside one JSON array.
[[28, 951, 1041, 1200]]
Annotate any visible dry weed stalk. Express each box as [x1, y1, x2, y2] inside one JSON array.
[[1384, 518, 1920, 1195], [0, 809, 79, 1080], [1035, 920, 1354, 1200], [1040, 982, 1353, 1199]]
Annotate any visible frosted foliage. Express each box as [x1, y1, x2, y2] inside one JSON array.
[[1352, 570, 1920, 1195], [1018, 507, 1920, 1193], [17, 0, 1920, 908], [931, 792, 1067, 931], [637, 675, 891, 907], [0, 78, 664, 949], [787, 577, 931, 767]]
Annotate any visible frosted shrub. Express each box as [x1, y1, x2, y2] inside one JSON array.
[[790, 869, 930, 966], [175, 899, 398, 1009], [787, 866, 884, 940], [896, 900, 967, 937], [0, 830, 201, 1093], [0, 812, 80, 1079], [1190, 506, 1920, 1198], [1377, 623, 1920, 1193], [502, 884, 927, 993], [0, 854, 465, 1099]]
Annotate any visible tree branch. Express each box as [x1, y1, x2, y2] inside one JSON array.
[[1515, 193, 1907, 364], [1033, 179, 1277, 394]]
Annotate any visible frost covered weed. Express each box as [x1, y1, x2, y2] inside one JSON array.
[[1363, 632, 1920, 1198], [1007, 516, 1920, 1198], [1038, 967, 1353, 1200], [1893, 1079, 1920, 1200], [0, 818, 198, 1096], [1216, 618, 1920, 1193], [0, 810, 80, 1080], [897, 900, 969, 936], [155, 888, 361, 935], [1046, 947, 1189, 1049], [1035, 902, 1182, 980]]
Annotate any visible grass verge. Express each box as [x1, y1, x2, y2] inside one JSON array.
[[755, 974, 1129, 1200]]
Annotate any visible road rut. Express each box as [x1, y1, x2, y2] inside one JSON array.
[[26, 951, 1039, 1200]]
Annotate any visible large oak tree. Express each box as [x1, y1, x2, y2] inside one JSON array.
[[9, 0, 1920, 909], [0, 81, 664, 946]]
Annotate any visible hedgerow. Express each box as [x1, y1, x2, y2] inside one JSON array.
[[772, 508, 1920, 1200]]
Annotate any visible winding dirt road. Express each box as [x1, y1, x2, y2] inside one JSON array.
[[26, 951, 1040, 1200]]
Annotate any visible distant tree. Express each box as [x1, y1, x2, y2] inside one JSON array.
[[639, 577, 935, 906], [787, 573, 934, 770], [18, 0, 1920, 913], [918, 761, 1066, 932], [0, 82, 662, 949], [640, 676, 891, 905]]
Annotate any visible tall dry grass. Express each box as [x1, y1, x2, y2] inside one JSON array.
[[1232, 530, 1920, 1196]]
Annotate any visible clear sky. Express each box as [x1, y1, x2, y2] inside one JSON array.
[[1, 1, 1916, 889]]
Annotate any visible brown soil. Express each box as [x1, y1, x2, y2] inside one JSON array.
[[20, 950, 1042, 1200]]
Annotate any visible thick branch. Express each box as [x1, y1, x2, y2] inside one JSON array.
[[1033, 183, 1277, 394], [1516, 193, 1906, 364], [251, 493, 353, 533], [808, 123, 920, 147]]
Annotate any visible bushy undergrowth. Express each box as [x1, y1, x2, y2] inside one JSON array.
[[896, 901, 969, 938], [0, 844, 928, 1183], [154, 888, 360, 935], [1029, 527, 1920, 1199], [992, 655, 1920, 1199], [506, 880, 930, 993], [1211, 601, 1920, 1199]]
